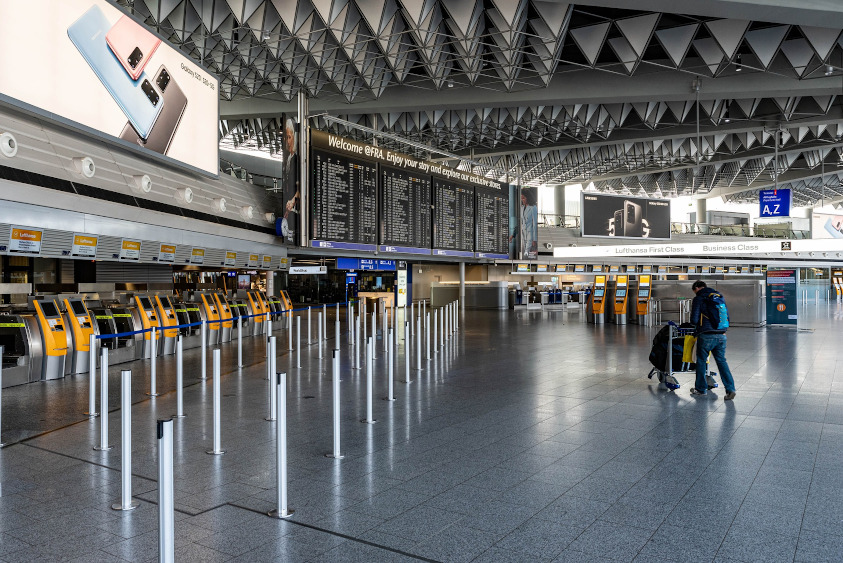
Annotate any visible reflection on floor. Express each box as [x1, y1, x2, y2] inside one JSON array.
[[1, 304, 843, 562]]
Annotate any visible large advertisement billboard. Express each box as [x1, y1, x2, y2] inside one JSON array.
[[811, 212, 843, 239], [0, 1, 219, 176], [581, 193, 671, 239]]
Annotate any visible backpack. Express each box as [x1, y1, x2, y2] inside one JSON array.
[[705, 292, 729, 330]]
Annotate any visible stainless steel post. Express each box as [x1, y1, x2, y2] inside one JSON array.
[[200, 322, 207, 380], [371, 311, 376, 359], [0, 346, 4, 447], [385, 328, 395, 401], [148, 327, 159, 397], [288, 312, 293, 351], [355, 315, 361, 369], [157, 418, 175, 563], [112, 369, 139, 511], [206, 349, 225, 455], [410, 302, 414, 335], [174, 336, 185, 419], [440, 306, 445, 347], [86, 334, 98, 417], [416, 317, 422, 371], [362, 336, 376, 423], [433, 309, 438, 354], [266, 337, 277, 421], [318, 312, 323, 359], [268, 371, 293, 518], [426, 312, 431, 360], [323, 304, 327, 340], [404, 321, 411, 383], [267, 312, 272, 337], [383, 302, 387, 352], [94, 347, 112, 451], [326, 350, 344, 459], [348, 304, 354, 343], [307, 307, 311, 344], [296, 317, 301, 368], [237, 315, 243, 367], [335, 317, 340, 347]]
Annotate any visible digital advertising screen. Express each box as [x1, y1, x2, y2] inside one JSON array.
[[581, 193, 671, 239], [0, 1, 219, 175]]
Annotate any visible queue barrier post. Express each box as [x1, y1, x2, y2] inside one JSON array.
[[384, 328, 395, 401], [85, 334, 98, 417], [404, 321, 411, 384], [157, 418, 175, 563], [200, 322, 207, 380], [206, 349, 225, 455], [94, 347, 112, 451], [148, 326, 159, 397], [268, 372, 293, 519], [266, 337, 277, 421], [112, 369, 139, 511], [326, 350, 344, 459], [174, 336, 185, 419], [362, 336, 376, 424]]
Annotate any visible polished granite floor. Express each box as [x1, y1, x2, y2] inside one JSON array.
[[1, 303, 843, 562]]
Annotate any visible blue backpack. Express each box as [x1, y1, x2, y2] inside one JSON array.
[[706, 292, 729, 330]]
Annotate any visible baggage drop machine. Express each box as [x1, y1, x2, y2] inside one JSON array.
[[587, 276, 607, 324], [173, 301, 203, 349], [33, 299, 68, 380], [228, 299, 250, 333], [154, 295, 178, 355], [212, 293, 233, 343], [199, 293, 221, 346], [62, 298, 95, 375], [132, 295, 161, 359], [612, 275, 629, 325], [0, 313, 42, 387], [246, 291, 267, 336], [89, 308, 138, 364]]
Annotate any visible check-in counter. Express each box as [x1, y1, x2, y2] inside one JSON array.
[[199, 293, 220, 346], [33, 299, 68, 380], [279, 290, 293, 318], [0, 314, 42, 387], [154, 295, 178, 355], [213, 293, 233, 343], [132, 295, 161, 359], [229, 299, 251, 332], [173, 302, 203, 349], [62, 298, 95, 375]]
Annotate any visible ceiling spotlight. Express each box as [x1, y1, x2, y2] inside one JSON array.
[[262, 30, 271, 40], [826, 65, 834, 76], [447, 79, 454, 88], [735, 54, 742, 72]]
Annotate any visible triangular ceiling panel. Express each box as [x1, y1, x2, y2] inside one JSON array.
[[570, 22, 611, 67], [705, 19, 750, 60], [655, 24, 699, 67], [744, 26, 789, 69]]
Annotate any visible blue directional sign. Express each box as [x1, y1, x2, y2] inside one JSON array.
[[759, 189, 791, 218], [336, 258, 397, 271]]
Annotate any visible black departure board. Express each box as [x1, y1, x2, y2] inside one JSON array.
[[311, 149, 377, 247], [433, 178, 474, 253], [475, 187, 509, 257], [380, 166, 431, 251]]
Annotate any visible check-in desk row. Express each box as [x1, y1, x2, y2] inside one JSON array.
[[0, 290, 293, 388]]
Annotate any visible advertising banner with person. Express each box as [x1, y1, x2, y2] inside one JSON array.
[[0, 1, 219, 175], [515, 187, 538, 259], [581, 193, 671, 239], [276, 113, 300, 244]]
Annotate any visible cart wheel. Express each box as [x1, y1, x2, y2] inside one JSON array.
[[665, 382, 680, 390]]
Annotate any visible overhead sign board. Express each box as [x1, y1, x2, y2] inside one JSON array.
[[759, 189, 791, 218], [157, 243, 175, 263], [290, 265, 327, 275], [223, 251, 236, 267], [71, 233, 98, 257], [190, 248, 205, 264], [247, 254, 259, 268], [119, 239, 141, 261], [9, 226, 42, 255], [554, 238, 843, 258]]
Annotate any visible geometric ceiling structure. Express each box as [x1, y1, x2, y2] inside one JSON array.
[[119, 0, 843, 205]]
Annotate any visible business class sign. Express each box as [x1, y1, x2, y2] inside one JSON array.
[[554, 239, 843, 259]]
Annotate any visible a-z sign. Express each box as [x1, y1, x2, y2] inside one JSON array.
[[759, 189, 791, 218]]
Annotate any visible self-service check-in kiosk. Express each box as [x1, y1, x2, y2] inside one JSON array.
[[279, 290, 293, 317], [133, 295, 160, 359], [62, 298, 94, 375], [587, 276, 607, 324], [0, 314, 42, 387], [832, 272, 843, 300], [199, 293, 220, 346], [154, 295, 178, 355], [33, 299, 68, 380], [632, 275, 653, 325], [612, 275, 629, 325], [173, 301, 203, 349], [213, 293, 233, 343], [246, 291, 267, 336]]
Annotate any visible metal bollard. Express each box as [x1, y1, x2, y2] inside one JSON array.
[[174, 336, 185, 419], [335, 317, 340, 347], [440, 306, 445, 348], [85, 334, 98, 417], [318, 312, 323, 359], [385, 328, 395, 401], [288, 312, 293, 351], [348, 304, 354, 343], [410, 302, 414, 335], [433, 309, 438, 355], [383, 303, 388, 352], [363, 309, 367, 349], [307, 307, 312, 345], [268, 371, 293, 519], [371, 311, 376, 359], [426, 312, 431, 360], [112, 370, 139, 511], [266, 337, 277, 421], [296, 317, 301, 368], [148, 327, 159, 397], [267, 312, 272, 338], [362, 336, 376, 423], [326, 350, 344, 459], [323, 304, 328, 340], [157, 418, 175, 563], [94, 347, 112, 451], [206, 349, 225, 455], [355, 315, 361, 370], [0, 346, 4, 447], [415, 317, 422, 371], [200, 322, 207, 380], [238, 315, 243, 367], [404, 321, 411, 383]]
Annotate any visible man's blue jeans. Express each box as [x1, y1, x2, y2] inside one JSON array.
[[695, 333, 736, 394]]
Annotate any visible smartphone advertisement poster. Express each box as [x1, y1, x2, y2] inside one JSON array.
[[811, 212, 843, 239], [581, 193, 671, 239], [0, 1, 218, 176]]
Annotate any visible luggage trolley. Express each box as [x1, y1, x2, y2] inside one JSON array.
[[648, 322, 719, 391]]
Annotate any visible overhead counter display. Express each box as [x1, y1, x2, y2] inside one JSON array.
[[380, 166, 431, 254]]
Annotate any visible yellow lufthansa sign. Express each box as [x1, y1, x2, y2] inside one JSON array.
[[71, 233, 98, 257], [10, 226, 43, 254]]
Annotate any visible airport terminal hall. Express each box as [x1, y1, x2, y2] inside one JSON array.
[[5, 0, 843, 562]]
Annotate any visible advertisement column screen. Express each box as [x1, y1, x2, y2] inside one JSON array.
[[766, 269, 798, 325], [581, 193, 671, 239], [0, 1, 219, 175]]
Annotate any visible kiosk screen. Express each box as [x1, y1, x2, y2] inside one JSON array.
[[139, 297, 153, 310], [40, 301, 59, 317], [70, 301, 87, 315], [638, 289, 649, 299], [594, 289, 604, 299], [165, 297, 174, 308], [615, 290, 626, 298]]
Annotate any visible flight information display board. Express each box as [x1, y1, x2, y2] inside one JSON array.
[[311, 148, 378, 250], [433, 179, 475, 257], [379, 166, 431, 254], [475, 186, 509, 258]]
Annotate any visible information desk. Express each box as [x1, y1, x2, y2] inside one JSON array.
[[0, 314, 42, 387], [358, 291, 395, 309]]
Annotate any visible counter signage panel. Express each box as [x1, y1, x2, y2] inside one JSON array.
[[224, 251, 236, 267], [71, 233, 97, 257], [379, 165, 431, 254], [536, 264, 548, 272], [433, 178, 475, 253], [475, 186, 509, 259], [119, 239, 141, 261], [262, 255, 272, 269], [190, 247, 205, 264], [516, 264, 530, 272], [158, 243, 175, 263], [574, 265, 585, 272], [247, 254, 259, 267], [9, 226, 43, 255], [311, 148, 378, 250]]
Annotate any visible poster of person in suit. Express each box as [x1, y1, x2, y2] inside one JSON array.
[[276, 114, 299, 244], [518, 187, 538, 259]]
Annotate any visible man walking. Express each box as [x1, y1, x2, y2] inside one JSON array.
[[690, 281, 737, 400]]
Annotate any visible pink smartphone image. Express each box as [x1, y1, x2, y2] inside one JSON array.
[[105, 15, 161, 80]]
